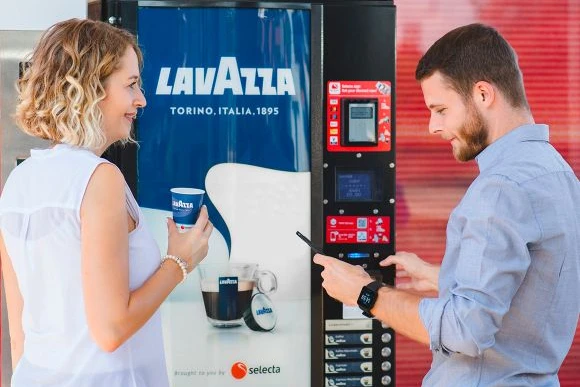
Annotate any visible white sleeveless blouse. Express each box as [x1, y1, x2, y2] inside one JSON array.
[[0, 144, 169, 387]]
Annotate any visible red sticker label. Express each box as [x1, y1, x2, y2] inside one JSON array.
[[326, 80, 392, 152], [326, 216, 391, 244]]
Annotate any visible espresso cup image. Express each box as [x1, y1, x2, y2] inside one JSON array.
[[198, 263, 277, 328]]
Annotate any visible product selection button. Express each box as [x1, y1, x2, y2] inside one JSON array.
[[324, 361, 372, 374], [381, 361, 392, 371], [326, 347, 373, 360], [360, 333, 372, 344], [381, 333, 392, 343], [361, 347, 372, 358], [381, 347, 392, 357], [360, 362, 373, 372], [325, 333, 373, 346], [325, 376, 373, 387]]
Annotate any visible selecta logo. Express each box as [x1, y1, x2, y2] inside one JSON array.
[[231, 362, 247, 380], [156, 57, 296, 96], [230, 361, 281, 380]]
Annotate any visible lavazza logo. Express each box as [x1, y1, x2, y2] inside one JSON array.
[[172, 200, 193, 209], [230, 361, 281, 380], [155, 57, 296, 96], [256, 306, 273, 316]]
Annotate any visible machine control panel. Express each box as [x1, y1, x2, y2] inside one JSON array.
[[326, 81, 392, 152], [315, 6, 397, 386], [320, 78, 396, 386], [323, 319, 394, 386]]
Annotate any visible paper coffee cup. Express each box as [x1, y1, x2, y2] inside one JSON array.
[[170, 187, 205, 230]]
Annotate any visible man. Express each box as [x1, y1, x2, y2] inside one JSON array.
[[314, 23, 579, 386]]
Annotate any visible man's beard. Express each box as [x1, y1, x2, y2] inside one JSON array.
[[454, 103, 489, 162]]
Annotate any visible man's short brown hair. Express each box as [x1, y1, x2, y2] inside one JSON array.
[[415, 23, 529, 110]]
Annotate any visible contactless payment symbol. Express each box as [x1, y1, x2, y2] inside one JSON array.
[[231, 362, 247, 379], [375, 81, 391, 95], [328, 82, 341, 95]]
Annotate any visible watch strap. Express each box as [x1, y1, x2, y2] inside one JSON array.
[[365, 280, 384, 292]]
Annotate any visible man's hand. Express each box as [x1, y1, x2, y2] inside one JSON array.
[[380, 251, 440, 294], [313, 254, 373, 306]]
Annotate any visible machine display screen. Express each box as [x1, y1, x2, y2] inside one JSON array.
[[350, 106, 374, 119], [342, 100, 378, 146], [348, 103, 376, 143], [336, 170, 374, 201]]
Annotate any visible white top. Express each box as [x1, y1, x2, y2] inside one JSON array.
[[0, 144, 169, 387]]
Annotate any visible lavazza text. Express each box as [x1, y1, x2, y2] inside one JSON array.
[[156, 57, 296, 96]]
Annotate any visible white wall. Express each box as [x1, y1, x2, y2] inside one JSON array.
[[0, 0, 86, 30]]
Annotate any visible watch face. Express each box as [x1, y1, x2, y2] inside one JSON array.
[[359, 287, 376, 308]]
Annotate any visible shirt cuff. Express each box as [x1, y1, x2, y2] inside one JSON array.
[[419, 297, 452, 356]]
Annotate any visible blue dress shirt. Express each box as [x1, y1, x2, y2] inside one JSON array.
[[419, 124, 580, 386]]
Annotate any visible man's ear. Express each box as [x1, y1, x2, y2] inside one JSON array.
[[473, 81, 495, 108]]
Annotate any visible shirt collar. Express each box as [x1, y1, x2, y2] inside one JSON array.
[[475, 124, 549, 172]]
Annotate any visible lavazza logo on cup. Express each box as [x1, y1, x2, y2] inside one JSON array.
[[230, 361, 281, 380], [172, 200, 194, 209], [170, 187, 205, 229]]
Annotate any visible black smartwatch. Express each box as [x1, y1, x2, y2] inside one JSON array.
[[357, 280, 384, 318]]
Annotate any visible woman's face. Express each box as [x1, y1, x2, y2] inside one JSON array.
[[98, 47, 146, 147]]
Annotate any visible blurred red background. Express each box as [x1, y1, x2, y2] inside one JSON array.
[[395, 0, 579, 385]]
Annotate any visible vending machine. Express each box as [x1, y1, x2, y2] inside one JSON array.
[[103, 1, 396, 386], [313, 5, 397, 387]]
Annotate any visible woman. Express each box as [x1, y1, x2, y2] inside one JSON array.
[[0, 18, 213, 386]]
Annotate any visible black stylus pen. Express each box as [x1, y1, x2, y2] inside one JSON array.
[[296, 231, 324, 255]]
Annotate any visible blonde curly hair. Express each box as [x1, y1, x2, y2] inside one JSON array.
[[14, 18, 143, 150]]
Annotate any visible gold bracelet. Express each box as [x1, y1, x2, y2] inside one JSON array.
[[161, 254, 188, 284]]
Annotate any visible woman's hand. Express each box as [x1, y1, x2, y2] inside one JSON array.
[[380, 251, 440, 294], [166, 205, 213, 272]]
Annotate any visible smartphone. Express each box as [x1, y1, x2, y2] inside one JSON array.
[[296, 231, 324, 255]]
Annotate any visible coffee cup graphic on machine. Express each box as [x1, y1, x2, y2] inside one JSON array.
[[198, 263, 277, 328]]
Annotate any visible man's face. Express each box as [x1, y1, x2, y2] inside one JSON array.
[[420, 72, 488, 161]]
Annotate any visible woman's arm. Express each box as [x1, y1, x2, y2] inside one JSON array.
[[81, 163, 211, 352], [0, 232, 24, 370]]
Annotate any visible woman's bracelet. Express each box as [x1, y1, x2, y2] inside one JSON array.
[[160, 254, 188, 284]]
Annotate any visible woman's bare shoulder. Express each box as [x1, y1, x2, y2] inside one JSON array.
[[81, 162, 126, 214]]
